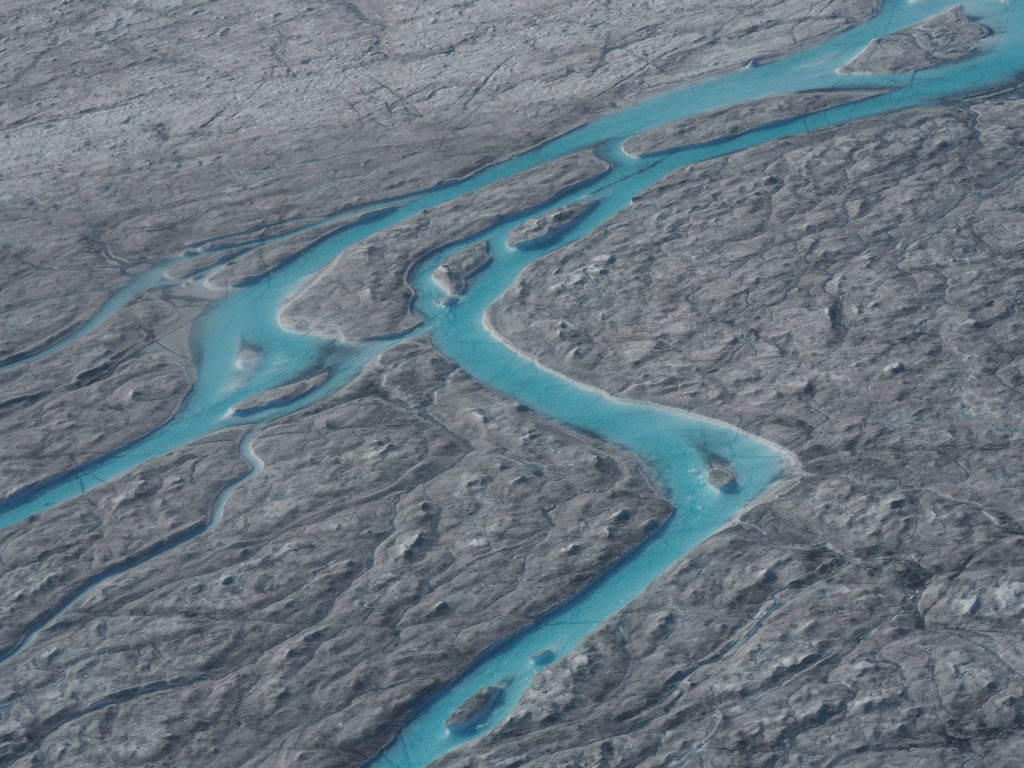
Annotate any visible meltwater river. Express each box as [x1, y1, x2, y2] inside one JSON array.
[[2, 1, 1022, 765]]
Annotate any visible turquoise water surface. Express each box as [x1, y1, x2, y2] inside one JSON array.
[[1, 1, 1022, 765]]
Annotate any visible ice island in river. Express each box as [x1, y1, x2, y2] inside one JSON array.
[[3, 1, 1024, 766]]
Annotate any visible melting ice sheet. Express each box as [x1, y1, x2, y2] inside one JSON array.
[[1, 0, 1022, 766]]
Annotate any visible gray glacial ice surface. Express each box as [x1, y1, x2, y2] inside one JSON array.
[[840, 4, 991, 73], [474, 84, 1024, 768], [3, 0, 1024, 767]]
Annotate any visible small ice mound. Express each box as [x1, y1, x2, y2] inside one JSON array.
[[433, 242, 493, 296], [235, 344, 263, 371], [229, 370, 329, 417], [444, 683, 506, 735], [707, 462, 739, 493], [507, 201, 597, 249]]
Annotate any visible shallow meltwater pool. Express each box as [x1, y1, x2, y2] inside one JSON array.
[[2, 1, 1022, 765]]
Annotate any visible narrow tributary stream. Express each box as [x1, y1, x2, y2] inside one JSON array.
[[1, 2, 1021, 765]]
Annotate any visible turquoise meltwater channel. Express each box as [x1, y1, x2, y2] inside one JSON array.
[[0, 1, 1021, 765]]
